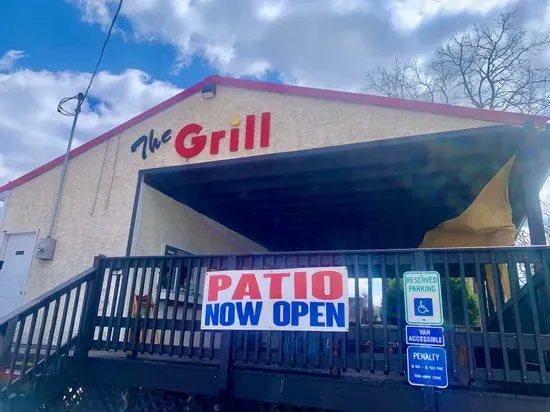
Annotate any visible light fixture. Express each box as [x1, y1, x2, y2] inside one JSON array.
[[201, 83, 216, 99]]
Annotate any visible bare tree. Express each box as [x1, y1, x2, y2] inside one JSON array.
[[365, 11, 550, 115], [365, 57, 457, 104], [515, 201, 550, 246]]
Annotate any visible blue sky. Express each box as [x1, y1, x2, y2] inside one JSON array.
[[0, 1, 213, 85], [0, 0, 549, 187], [0, 1, 283, 90]]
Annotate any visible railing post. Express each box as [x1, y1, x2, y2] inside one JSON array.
[[413, 251, 427, 271], [0, 318, 17, 369], [218, 331, 233, 390], [76, 257, 104, 361], [523, 119, 546, 246], [217, 330, 233, 411], [414, 251, 438, 412], [217, 256, 236, 407]]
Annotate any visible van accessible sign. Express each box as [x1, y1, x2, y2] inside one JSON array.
[[201, 267, 349, 331]]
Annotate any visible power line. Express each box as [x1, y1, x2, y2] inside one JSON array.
[[57, 94, 82, 116], [57, 0, 124, 115], [83, 0, 124, 100]]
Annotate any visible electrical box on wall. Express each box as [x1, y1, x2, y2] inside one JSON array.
[[36, 238, 56, 260]]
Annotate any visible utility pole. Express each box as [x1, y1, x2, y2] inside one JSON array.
[[46, 93, 85, 239], [36, 93, 85, 260]]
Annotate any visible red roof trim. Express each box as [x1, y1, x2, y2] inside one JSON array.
[[1, 75, 548, 193], [215, 76, 550, 126]]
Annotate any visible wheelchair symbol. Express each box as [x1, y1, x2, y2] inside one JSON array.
[[417, 301, 428, 314], [413, 298, 434, 317]]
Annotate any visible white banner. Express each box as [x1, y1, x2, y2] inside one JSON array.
[[200, 267, 349, 331]]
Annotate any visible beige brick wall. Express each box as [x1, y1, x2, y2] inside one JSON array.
[[0, 85, 495, 303]]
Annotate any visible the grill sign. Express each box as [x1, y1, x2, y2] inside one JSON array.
[[130, 112, 271, 161], [201, 267, 349, 331]]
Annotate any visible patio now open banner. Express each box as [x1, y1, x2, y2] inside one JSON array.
[[201, 267, 349, 331]]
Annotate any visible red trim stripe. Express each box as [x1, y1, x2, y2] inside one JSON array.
[[1, 75, 548, 193]]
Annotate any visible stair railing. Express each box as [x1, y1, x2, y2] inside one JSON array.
[[0, 265, 100, 395]]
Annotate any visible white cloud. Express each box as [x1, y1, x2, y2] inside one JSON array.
[[330, 0, 373, 14], [243, 60, 272, 77], [0, 155, 20, 183], [204, 44, 235, 67], [72, 0, 114, 29], [0, 65, 181, 186], [388, 0, 520, 31], [257, 1, 285, 22], [0, 50, 27, 72], [69, 0, 548, 90]]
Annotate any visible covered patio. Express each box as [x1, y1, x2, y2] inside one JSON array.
[[138, 123, 547, 252]]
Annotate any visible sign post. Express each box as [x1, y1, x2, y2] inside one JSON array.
[[404, 271, 448, 391]]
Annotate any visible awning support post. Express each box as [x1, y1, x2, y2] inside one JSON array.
[[523, 119, 547, 246]]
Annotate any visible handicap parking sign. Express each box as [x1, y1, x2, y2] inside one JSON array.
[[404, 272, 443, 325], [413, 298, 433, 317]]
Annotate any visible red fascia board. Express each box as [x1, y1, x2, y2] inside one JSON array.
[[1, 74, 548, 194]]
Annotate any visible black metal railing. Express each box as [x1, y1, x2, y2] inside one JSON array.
[[0, 266, 99, 395], [91, 256, 223, 361], [1, 246, 548, 400], [90, 247, 550, 389]]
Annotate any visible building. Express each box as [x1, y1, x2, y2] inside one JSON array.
[[2, 75, 547, 313], [0, 76, 549, 411]]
